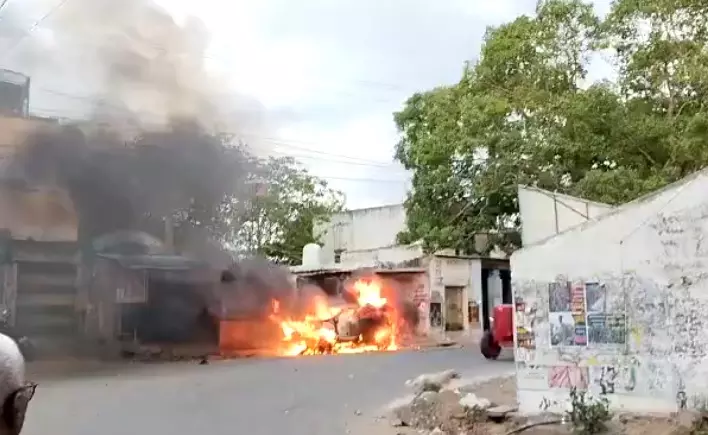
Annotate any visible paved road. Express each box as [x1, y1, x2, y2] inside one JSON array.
[[24, 348, 514, 435]]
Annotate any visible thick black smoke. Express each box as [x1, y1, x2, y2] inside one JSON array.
[[13, 119, 255, 242], [219, 257, 298, 319], [0, 0, 295, 352]]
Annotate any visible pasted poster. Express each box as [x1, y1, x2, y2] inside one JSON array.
[[585, 282, 626, 346], [515, 300, 536, 349], [549, 282, 587, 346], [549, 365, 589, 389]]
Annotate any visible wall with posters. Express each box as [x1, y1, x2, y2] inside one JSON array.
[[511, 168, 708, 414]]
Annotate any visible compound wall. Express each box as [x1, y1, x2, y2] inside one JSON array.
[[512, 169, 708, 414]]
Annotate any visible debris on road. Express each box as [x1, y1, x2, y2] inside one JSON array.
[[376, 371, 707, 435], [404, 369, 460, 394], [385, 370, 515, 434]]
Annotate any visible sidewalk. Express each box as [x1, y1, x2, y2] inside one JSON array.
[[402, 328, 483, 349], [444, 329, 484, 347]]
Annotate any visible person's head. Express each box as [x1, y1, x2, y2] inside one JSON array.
[[0, 335, 35, 435]]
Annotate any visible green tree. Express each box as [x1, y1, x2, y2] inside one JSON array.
[[394, 0, 708, 255], [222, 156, 344, 265]]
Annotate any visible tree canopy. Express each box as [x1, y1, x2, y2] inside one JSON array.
[[394, 0, 708, 255], [219, 155, 345, 265]]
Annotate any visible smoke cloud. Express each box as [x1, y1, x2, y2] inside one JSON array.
[[12, 120, 260, 243], [0, 1, 323, 355], [1, 0, 275, 150], [0, 0, 287, 243], [219, 257, 298, 318]]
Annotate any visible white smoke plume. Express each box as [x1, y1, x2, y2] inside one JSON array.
[[0, 0, 274, 151]]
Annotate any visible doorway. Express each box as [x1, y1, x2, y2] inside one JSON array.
[[429, 302, 443, 328], [444, 286, 464, 331]]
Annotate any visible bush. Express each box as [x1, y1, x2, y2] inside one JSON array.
[[566, 388, 612, 434]]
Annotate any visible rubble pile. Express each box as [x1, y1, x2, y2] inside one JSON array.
[[386, 370, 519, 435], [381, 370, 706, 435]]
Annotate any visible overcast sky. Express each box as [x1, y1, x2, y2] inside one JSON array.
[[3, 0, 613, 210]]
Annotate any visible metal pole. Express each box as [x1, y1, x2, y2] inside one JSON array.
[[553, 193, 560, 234]]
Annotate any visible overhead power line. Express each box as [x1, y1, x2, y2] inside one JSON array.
[[2, 0, 71, 57], [27, 103, 413, 185], [32, 104, 405, 168], [29, 87, 408, 167]]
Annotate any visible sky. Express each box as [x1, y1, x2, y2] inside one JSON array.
[[2, 0, 613, 210]]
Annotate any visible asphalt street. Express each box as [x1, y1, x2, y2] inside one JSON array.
[[23, 347, 514, 435]]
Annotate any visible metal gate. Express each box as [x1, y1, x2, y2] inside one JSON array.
[[13, 240, 79, 356]]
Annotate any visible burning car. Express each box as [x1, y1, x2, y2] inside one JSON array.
[[217, 260, 421, 358], [270, 277, 399, 356]]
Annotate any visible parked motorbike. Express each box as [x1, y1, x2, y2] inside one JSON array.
[[0, 309, 34, 361]]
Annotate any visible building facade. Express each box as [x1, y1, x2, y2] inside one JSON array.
[[0, 69, 29, 118], [311, 203, 511, 336], [511, 169, 708, 414], [315, 204, 408, 264]]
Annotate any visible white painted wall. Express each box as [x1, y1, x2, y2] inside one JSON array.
[[341, 243, 424, 265], [315, 204, 406, 264], [518, 185, 615, 247], [511, 169, 708, 414]]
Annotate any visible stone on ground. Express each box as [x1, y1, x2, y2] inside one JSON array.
[[404, 369, 460, 394], [390, 390, 468, 431], [458, 392, 491, 411]]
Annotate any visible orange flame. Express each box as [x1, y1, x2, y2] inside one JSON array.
[[271, 277, 399, 356], [352, 279, 387, 308]]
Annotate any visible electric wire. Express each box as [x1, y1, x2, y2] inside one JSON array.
[[2, 0, 71, 58], [0, 1, 434, 186]]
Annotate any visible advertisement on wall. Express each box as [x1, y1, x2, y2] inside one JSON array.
[[548, 281, 626, 348], [515, 300, 536, 349], [585, 282, 626, 346], [549, 281, 587, 346]]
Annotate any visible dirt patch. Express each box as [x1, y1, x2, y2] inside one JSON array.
[[452, 375, 517, 408]]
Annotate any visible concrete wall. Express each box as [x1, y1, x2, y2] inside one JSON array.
[[341, 243, 424, 265], [0, 115, 54, 149], [0, 116, 77, 242], [511, 169, 708, 414], [0, 186, 77, 242], [518, 185, 615, 247], [315, 204, 406, 263]]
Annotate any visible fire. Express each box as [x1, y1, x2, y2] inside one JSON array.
[[352, 279, 387, 308], [270, 278, 399, 356]]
